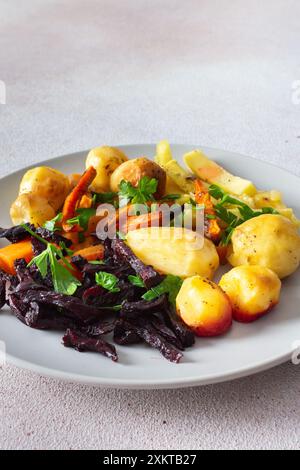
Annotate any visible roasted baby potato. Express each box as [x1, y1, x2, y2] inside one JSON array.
[[19, 166, 70, 211], [176, 276, 232, 337], [10, 193, 56, 226], [86, 146, 128, 192], [228, 214, 300, 279], [126, 227, 219, 279], [219, 265, 281, 323], [110, 157, 167, 199]]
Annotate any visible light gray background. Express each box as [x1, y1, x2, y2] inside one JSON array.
[[0, 0, 300, 450]]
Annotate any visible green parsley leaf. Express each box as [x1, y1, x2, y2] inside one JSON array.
[[88, 260, 105, 265], [28, 249, 49, 278], [160, 194, 181, 201], [47, 244, 81, 296], [95, 271, 120, 293], [209, 184, 279, 245], [28, 244, 81, 296], [67, 208, 96, 231], [59, 241, 74, 257], [142, 275, 183, 306], [119, 176, 158, 205], [93, 192, 118, 204], [43, 213, 63, 232], [128, 275, 146, 288]]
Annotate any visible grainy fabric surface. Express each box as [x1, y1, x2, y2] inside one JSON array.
[[0, 0, 300, 450]]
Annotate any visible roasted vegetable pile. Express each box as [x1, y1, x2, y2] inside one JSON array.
[[0, 225, 194, 363]]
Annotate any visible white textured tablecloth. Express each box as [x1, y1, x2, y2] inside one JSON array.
[[0, 0, 300, 450]]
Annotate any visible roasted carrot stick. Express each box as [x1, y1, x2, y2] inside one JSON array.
[[120, 212, 163, 234], [62, 166, 97, 232], [73, 244, 104, 262], [0, 241, 34, 275], [194, 180, 221, 243]]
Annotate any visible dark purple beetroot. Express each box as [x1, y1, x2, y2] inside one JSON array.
[[0, 224, 35, 243], [63, 329, 118, 362], [23, 289, 109, 324], [80, 321, 116, 338], [121, 318, 183, 363], [120, 295, 168, 319], [111, 239, 162, 289], [113, 320, 141, 346], [162, 306, 195, 349], [24, 302, 78, 330]]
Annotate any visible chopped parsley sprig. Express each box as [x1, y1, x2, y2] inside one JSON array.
[[22, 224, 81, 296], [119, 176, 158, 206], [209, 185, 279, 245], [142, 275, 183, 307]]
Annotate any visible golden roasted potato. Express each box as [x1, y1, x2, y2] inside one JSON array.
[[228, 214, 300, 279], [86, 146, 128, 192], [110, 157, 167, 199], [19, 166, 70, 211], [176, 276, 232, 337], [126, 227, 219, 279], [10, 193, 56, 226], [219, 265, 281, 323]]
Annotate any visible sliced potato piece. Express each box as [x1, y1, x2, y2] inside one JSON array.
[[184, 150, 257, 196], [126, 227, 219, 279], [163, 160, 195, 193], [155, 140, 173, 166]]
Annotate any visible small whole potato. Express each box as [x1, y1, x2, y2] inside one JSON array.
[[228, 214, 300, 279], [176, 276, 232, 337], [19, 166, 70, 212], [10, 193, 56, 227], [126, 227, 219, 279], [110, 157, 167, 199], [220, 265, 281, 323], [86, 146, 128, 192]]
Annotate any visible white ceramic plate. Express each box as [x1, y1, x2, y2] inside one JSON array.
[[0, 144, 299, 389]]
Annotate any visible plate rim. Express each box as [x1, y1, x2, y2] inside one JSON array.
[[0, 144, 297, 389]]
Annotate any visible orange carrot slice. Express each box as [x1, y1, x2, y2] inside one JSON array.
[[194, 180, 221, 243], [0, 241, 34, 275], [73, 244, 104, 263], [62, 166, 97, 232]]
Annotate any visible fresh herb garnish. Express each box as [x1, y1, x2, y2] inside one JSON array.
[[209, 184, 279, 245], [22, 224, 81, 296], [119, 176, 158, 205], [59, 241, 74, 257], [128, 275, 146, 288], [43, 213, 62, 232], [160, 194, 181, 201], [93, 192, 118, 204], [88, 260, 105, 265], [67, 208, 96, 232], [78, 232, 86, 244], [142, 275, 183, 306], [95, 272, 120, 293]]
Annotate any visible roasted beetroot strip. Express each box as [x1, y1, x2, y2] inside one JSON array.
[[113, 319, 141, 346], [162, 306, 195, 349], [63, 329, 118, 362], [121, 319, 183, 364], [22, 290, 108, 324], [111, 239, 162, 289]]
